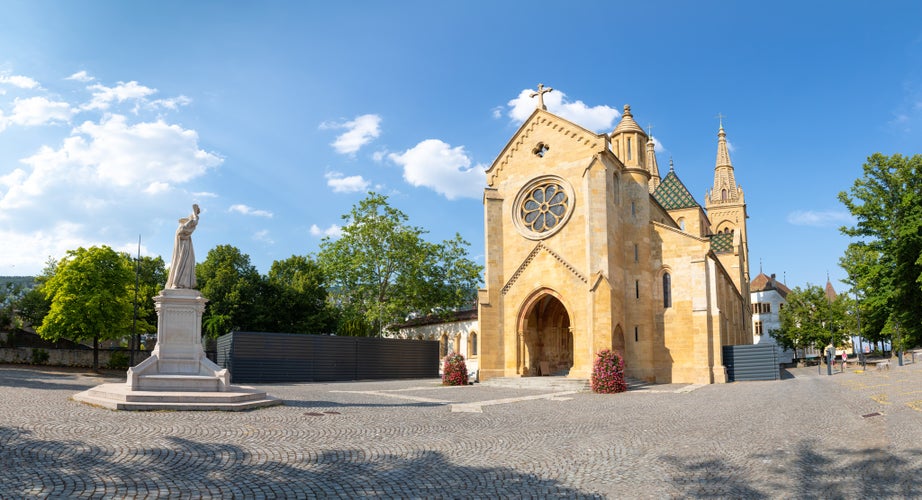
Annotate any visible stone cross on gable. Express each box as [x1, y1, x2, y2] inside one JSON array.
[[530, 83, 553, 110]]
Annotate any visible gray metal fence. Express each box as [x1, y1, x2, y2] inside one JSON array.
[[217, 332, 439, 383], [722, 343, 781, 381]]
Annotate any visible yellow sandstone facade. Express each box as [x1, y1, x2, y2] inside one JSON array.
[[477, 93, 751, 384]]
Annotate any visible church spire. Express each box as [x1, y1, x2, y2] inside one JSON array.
[[646, 127, 661, 193], [706, 117, 743, 206]]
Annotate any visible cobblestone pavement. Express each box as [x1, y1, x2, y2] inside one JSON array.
[[2, 362, 921, 499]]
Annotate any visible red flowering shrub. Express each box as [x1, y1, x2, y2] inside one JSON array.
[[591, 349, 627, 394], [442, 353, 469, 386]]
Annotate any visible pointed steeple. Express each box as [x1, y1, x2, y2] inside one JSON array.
[[646, 128, 661, 193], [706, 120, 743, 206], [825, 276, 837, 303]]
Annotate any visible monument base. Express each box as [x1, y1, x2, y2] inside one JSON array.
[[74, 288, 279, 411], [73, 383, 280, 411]]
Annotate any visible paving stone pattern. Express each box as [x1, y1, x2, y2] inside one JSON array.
[[1, 362, 921, 498]]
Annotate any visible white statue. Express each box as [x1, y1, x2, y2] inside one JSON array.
[[165, 204, 200, 289]]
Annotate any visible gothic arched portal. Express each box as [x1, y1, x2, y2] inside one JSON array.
[[517, 292, 573, 376]]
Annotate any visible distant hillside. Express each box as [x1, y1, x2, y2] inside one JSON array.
[[0, 276, 36, 290]]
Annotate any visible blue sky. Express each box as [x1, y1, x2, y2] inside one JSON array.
[[1, 1, 920, 293]]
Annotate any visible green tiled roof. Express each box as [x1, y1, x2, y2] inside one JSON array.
[[710, 231, 734, 253], [653, 171, 699, 210]]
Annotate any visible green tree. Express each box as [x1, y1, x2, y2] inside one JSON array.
[[838, 153, 922, 348], [196, 244, 262, 338], [839, 243, 888, 348], [771, 285, 853, 360], [14, 259, 56, 329], [38, 246, 134, 370], [0, 281, 25, 331], [259, 255, 336, 333], [126, 255, 168, 356], [16, 287, 50, 328], [317, 192, 482, 336]]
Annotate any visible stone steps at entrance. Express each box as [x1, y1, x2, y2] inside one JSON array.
[[480, 376, 659, 392], [480, 376, 590, 391]]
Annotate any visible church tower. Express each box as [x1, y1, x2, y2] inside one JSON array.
[[704, 121, 750, 298]]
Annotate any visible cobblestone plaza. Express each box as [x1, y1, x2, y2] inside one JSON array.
[[2, 362, 921, 498]]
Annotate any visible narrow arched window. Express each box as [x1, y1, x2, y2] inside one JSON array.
[[721, 189, 728, 201], [663, 273, 672, 308], [470, 332, 478, 356], [440, 334, 448, 357]]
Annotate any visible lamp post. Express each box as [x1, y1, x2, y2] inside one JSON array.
[[130, 235, 140, 367], [854, 290, 864, 370], [896, 320, 903, 366]]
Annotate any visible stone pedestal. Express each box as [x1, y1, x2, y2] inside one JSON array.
[[127, 289, 228, 391], [74, 288, 279, 411]]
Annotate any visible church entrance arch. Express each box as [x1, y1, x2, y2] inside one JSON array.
[[517, 290, 573, 376]]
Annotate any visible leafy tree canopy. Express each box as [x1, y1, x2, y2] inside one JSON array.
[[260, 255, 337, 334], [196, 244, 262, 338], [771, 284, 853, 355], [838, 153, 922, 347], [38, 246, 134, 369], [317, 192, 482, 336]]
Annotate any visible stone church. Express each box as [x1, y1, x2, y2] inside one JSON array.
[[476, 88, 752, 384]]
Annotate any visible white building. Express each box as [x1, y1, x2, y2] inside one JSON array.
[[750, 272, 796, 364], [393, 309, 479, 381]]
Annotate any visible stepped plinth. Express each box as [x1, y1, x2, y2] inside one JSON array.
[[74, 288, 280, 411]]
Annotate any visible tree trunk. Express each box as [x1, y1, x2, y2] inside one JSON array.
[[93, 334, 99, 372]]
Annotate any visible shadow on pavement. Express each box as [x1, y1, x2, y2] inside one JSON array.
[[662, 438, 922, 498], [0, 426, 603, 498]]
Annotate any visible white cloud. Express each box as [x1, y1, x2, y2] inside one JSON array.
[[83, 81, 157, 111], [0, 74, 40, 89], [66, 71, 94, 83], [504, 88, 620, 132], [229, 204, 273, 218], [145, 181, 171, 194], [253, 229, 274, 244], [0, 222, 90, 273], [0, 73, 225, 275], [151, 96, 192, 110], [388, 139, 485, 200], [321, 114, 381, 155], [9, 96, 74, 126], [325, 171, 370, 193], [649, 136, 667, 154], [310, 223, 343, 238], [786, 210, 855, 227], [0, 113, 221, 212]]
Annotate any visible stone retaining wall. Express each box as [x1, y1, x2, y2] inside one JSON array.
[[0, 347, 151, 368]]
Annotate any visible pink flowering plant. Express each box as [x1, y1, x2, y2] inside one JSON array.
[[591, 349, 628, 394], [442, 353, 469, 386]]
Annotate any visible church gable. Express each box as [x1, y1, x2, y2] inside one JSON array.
[[502, 241, 587, 295], [486, 109, 606, 188]]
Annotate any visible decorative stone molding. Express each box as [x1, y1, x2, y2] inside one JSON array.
[[502, 241, 587, 295]]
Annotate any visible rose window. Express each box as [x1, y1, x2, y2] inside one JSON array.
[[520, 183, 569, 233]]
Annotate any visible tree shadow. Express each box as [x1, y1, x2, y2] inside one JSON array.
[[282, 399, 446, 409], [0, 426, 603, 498], [662, 439, 922, 498], [0, 366, 121, 391]]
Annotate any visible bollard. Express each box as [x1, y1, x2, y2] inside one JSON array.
[[827, 348, 833, 376], [898, 350, 904, 366]]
